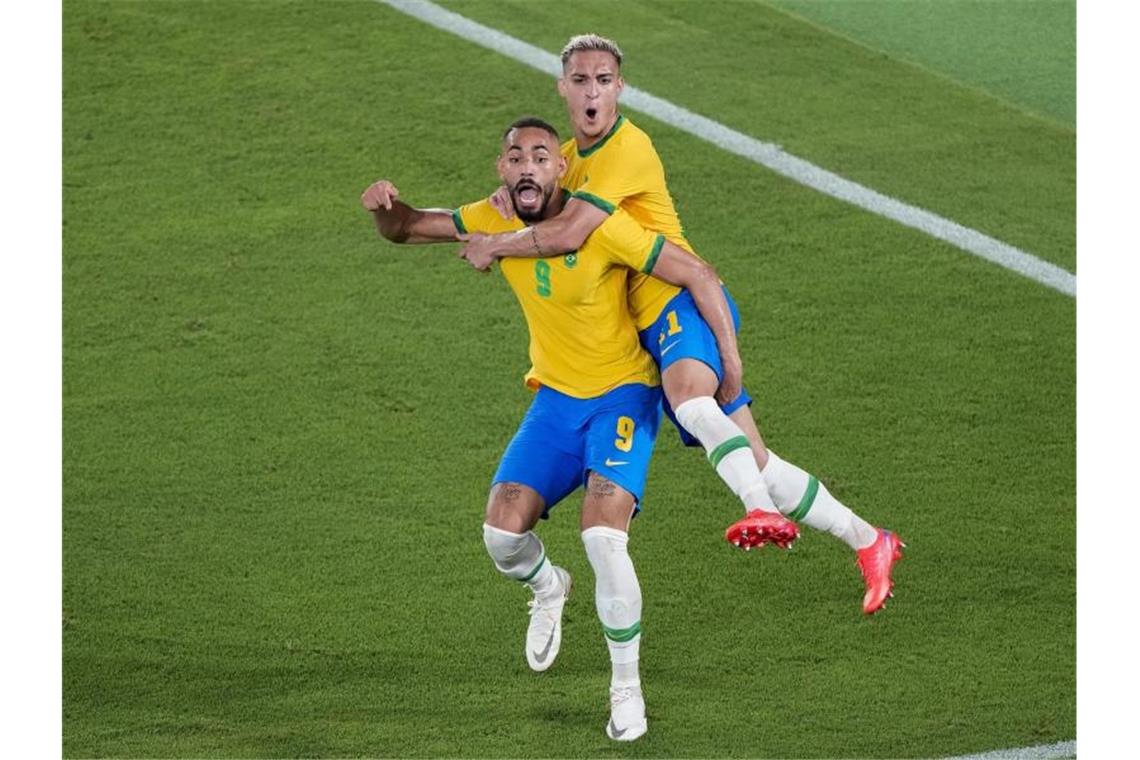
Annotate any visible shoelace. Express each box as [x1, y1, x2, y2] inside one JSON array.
[[527, 597, 561, 616], [610, 686, 636, 705]]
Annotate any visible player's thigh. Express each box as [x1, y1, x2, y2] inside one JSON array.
[[492, 391, 586, 523], [581, 383, 662, 529], [647, 289, 738, 405]]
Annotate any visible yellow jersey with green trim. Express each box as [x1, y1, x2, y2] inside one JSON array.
[[561, 114, 702, 330], [453, 199, 661, 399]]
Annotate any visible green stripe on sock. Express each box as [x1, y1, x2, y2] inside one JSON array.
[[603, 621, 642, 643], [708, 436, 750, 467], [519, 553, 546, 582], [787, 476, 819, 521]]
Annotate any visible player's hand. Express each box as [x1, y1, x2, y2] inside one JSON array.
[[459, 234, 499, 271], [716, 353, 744, 407], [489, 185, 515, 220], [361, 180, 400, 211]]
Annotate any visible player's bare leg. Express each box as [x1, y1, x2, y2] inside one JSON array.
[[662, 358, 798, 549], [580, 474, 648, 741], [727, 407, 905, 614], [482, 483, 573, 670]]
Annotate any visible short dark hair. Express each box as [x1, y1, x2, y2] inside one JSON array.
[[502, 116, 560, 142]]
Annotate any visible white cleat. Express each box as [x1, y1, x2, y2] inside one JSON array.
[[605, 685, 647, 741], [525, 566, 571, 672]]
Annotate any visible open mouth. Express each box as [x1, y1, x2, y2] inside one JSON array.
[[514, 181, 541, 205], [585, 107, 598, 120]]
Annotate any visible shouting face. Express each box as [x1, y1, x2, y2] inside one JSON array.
[[497, 126, 566, 223], [558, 49, 624, 146]]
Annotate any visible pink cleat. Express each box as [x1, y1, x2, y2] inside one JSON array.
[[856, 530, 905, 615], [725, 510, 800, 550]]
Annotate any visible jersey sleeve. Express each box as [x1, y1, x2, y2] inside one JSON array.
[[591, 209, 666, 274], [571, 134, 663, 214], [453, 199, 523, 235]]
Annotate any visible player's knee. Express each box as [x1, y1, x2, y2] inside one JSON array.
[[485, 482, 543, 533], [581, 473, 635, 531], [662, 361, 718, 405], [482, 522, 542, 580]]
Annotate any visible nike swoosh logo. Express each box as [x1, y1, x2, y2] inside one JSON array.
[[608, 719, 628, 738], [660, 340, 682, 356], [531, 625, 557, 664], [604, 458, 629, 467]]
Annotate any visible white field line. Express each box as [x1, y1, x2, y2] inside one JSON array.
[[942, 739, 1076, 760], [379, 0, 1076, 298]]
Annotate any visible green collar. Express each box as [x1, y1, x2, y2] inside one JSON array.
[[577, 114, 626, 158]]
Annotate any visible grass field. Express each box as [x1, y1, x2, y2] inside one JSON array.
[[770, 0, 1076, 126], [63, 1, 1075, 757]]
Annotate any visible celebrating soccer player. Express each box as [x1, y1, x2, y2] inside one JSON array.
[[457, 34, 904, 615], [362, 117, 759, 740]]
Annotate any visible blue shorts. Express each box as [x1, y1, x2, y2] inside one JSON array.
[[638, 286, 753, 447], [493, 382, 662, 518]]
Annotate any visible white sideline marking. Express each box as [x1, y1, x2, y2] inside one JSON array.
[[378, 0, 1075, 297], [942, 739, 1075, 760]]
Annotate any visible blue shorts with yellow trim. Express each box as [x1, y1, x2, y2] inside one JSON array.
[[493, 382, 662, 517], [638, 286, 753, 447]]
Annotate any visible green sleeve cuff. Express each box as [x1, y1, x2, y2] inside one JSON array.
[[642, 235, 665, 273], [451, 209, 467, 234], [571, 191, 616, 215]]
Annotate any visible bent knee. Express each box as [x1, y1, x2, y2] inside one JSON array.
[[662, 359, 719, 405], [485, 482, 544, 533]]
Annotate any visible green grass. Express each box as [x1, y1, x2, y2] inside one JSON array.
[[64, 1, 1073, 757], [768, 0, 1076, 127]]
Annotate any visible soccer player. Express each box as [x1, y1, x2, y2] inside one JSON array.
[[361, 117, 744, 740], [457, 35, 904, 614]]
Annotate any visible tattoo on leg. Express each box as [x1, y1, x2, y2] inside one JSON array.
[[588, 474, 617, 498], [502, 484, 522, 502]]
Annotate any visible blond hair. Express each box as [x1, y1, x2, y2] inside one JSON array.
[[560, 34, 623, 69]]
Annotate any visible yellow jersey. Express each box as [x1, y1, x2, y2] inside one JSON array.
[[453, 198, 662, 398], [561, 114, 701, 330]]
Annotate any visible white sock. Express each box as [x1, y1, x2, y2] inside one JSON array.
[[581, 526, 642, 689], [482, 523, 563, 601], [674, 396, 777, 513], [760, 451, 878, 550]]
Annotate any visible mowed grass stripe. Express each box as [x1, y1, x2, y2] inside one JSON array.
[[767, 0, 1075, 127], [63, 1, 1073, 756], [383, 0, 1073, 297]]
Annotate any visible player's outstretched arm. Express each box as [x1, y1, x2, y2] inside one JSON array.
[[361, 179, 460, 244], [459, 198, 608, 270], [649, 242, 744, 406]]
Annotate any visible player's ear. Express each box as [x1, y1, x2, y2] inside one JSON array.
[[556, 156, 567, 179], [556, 75, 567, 98]]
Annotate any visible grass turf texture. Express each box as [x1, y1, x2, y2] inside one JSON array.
[[769, 0, 1076, 128], [63, 1, 1074, 757]]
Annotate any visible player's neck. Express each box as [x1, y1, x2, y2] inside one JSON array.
[[540, 191, 567, 221], [575, 113, 621, 153]]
